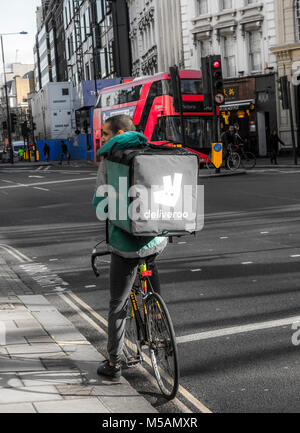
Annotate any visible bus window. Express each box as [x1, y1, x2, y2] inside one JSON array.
[[165, 117, 212, 149]]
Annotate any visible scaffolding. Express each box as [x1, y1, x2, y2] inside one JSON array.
[[73, 0, 84, 83]]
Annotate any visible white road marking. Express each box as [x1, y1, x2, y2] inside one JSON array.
[[49, 258, 59, 262], [191, 269, 202, 272], [290, 255, 300, 258], [220, 237, 229, 239], [260, 232, 269, 234], [29, 175, 44, 179], [0, 244, 32, 263], [241, 262, 253, 265], [176, 315, 300, 344], [60, 292, 212, 413], [34, 187, 50, 192], [0, 177, 96, 190], [84, 285, 97, 289], [1, 180, 13, 183]]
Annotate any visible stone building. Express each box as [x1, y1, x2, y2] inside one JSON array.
[[126, 0, 183, 77], [180, 0, 278, 156], [270, 0, 300, 148]]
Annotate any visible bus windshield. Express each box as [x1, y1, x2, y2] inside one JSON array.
[[163, 117, 213, 149]]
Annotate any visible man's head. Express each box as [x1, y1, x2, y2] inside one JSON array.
[[102, 115, 136, 144], [228, 125, 234, 133], [234, 123, 240, 131]]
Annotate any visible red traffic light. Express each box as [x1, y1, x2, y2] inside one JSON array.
[[213, 61, 221, 69]]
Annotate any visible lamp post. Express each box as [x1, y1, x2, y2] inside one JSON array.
[[0, 31, 28, 164]]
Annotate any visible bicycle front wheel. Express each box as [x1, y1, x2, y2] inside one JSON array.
[[240, 152, 256, 169], [123, 298, 142, 367], [227, 152, 241, 171], [145, 293, 179, 400]]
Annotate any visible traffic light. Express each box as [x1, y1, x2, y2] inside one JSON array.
[[33, 122, 37, 130], [210, 55, 224, 103], [21, 121, 29, 139], [201, 55, 224, 110], [2, 121, 7, 130], [277, 76, 289, 110], [10, 113, 17, 133], [201, 57, 212, 110]]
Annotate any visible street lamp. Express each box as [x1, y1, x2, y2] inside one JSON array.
[[0, 31, 28, 164]]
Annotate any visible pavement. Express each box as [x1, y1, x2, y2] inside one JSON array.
[[0, 256, 157, 414]]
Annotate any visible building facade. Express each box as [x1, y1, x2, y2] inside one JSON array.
[[126, 0, 183, 77], [270, 0, 300, 148], [181, 0, 278, 156]]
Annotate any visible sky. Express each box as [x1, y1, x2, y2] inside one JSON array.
[[0, 0, 41, 69]]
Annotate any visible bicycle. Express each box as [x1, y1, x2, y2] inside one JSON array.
[[91, 246, 179, 400], [233, 143, 256, 169], [206, 145, 241, 172]]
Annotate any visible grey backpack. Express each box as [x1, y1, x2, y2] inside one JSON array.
[[106, 145, 203, 237]]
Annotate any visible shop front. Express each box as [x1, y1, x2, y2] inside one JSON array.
[[220, 77, 258, 154], [220, 74, 277, 156]]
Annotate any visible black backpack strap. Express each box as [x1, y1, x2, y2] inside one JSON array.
[[107, 142, 119, 160]]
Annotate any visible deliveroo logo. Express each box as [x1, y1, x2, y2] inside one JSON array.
[[154, 173, 183, 208]]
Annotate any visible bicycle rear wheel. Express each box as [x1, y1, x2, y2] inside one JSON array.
[[146, 293, 179, 400], [240, 152, 256, 169], [227, 152, 241, 171], [206, 153, 215, 172]]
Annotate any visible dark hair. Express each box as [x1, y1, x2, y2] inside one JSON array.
[[104, 115, 136, 135]]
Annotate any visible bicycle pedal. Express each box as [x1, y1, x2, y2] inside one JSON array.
[[126, 358, 142, 368]]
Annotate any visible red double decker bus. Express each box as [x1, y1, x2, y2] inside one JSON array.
[[93, 70, 214, 163]]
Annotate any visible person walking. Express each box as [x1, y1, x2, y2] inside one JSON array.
[[92, 115, 167, 379], [269, 129, 285, 165], [18, 147, 24, 161], [43, 143, 50, 162], [59, 140, 70, 165]]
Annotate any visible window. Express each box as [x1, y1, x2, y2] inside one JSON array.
[[220, 0, 232, 10], [295, 0, 300, 41], [196, 0, 208, 15], [248, 31, 262, 71], [223, 36, 236, 77], [62, 88, 69, 95]]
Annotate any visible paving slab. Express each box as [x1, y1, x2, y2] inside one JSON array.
[[0, 372, 23, 388], [0, 311, 33, 321], [0, 358, 46, 372], [19, 371, 84, 387], [7, 343, 62, 359], [99, 395, 157, 414], [61, 344, 105, 363], [25, 335, 55, 344], [19, 295, 57, 312], [0, 403, 36, 413], [33, 311, 73, 327], [0, 385, 62, 404], [14, 319, 44, 330], [34, 397, 110, 413]]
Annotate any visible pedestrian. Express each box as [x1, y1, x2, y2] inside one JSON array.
[[221, 125, 235, 165], [18, 148, 24, 161], [269, 129, 285, 165], [59, 140, 70, 165], [92, 115, 167, 379], [233, 123, 244, 147], [43, 143, 50, 162]]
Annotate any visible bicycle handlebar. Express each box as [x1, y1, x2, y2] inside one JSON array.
[[91, 250, 111, 278]]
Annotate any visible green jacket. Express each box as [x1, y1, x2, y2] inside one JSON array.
[[92, 132, 167, 258]]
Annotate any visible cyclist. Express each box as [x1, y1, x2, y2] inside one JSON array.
[[221, 125, 235, 165], [92, 115, 168, 379]]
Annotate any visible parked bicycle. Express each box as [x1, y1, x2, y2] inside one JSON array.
[[91, 244, 179, 400], [206, 145, 241, 172], [233, 142, 256, 169]]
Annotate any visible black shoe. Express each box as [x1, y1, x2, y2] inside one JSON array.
[[97, 360, 121, 379]]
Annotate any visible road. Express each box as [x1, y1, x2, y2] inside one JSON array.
[[0, 163, 300, 413]]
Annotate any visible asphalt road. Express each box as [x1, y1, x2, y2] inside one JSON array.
[[0, 163, 300, 413]]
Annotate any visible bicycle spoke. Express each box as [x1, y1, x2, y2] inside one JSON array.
[[146, 294, 179, 399]]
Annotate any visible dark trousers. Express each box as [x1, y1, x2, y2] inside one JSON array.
[[270, 150, 278, 164], [107, 253, 160, 364]]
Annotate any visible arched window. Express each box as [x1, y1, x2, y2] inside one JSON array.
[[295, 0, 300, 41]]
